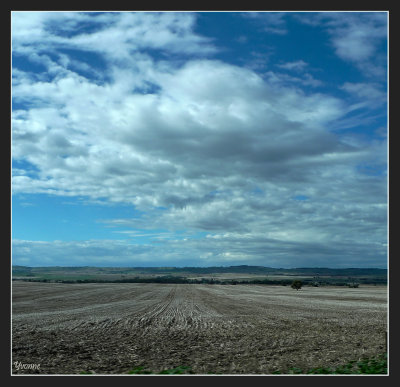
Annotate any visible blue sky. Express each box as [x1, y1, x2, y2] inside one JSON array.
[[11, 11, 388, 268]]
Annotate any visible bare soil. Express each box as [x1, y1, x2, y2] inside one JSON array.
[[11, 282, 387, 375]]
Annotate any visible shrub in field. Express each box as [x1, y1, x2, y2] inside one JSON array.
[[348, 283, 360, 288], [291, 280, 303, 290]]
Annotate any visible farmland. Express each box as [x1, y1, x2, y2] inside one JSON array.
[[12, 281, 387, 375]]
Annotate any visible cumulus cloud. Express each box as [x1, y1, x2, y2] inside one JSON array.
[[12, 12, 387, 267], [12, 58, 355, 203]]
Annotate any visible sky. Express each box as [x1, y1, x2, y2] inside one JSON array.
[[11, 11, 388, 268]]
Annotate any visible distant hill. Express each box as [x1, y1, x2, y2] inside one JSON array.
[[12, 264, 387, 282]]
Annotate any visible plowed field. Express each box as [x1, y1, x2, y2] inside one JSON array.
[[12, 282, 387, 374]]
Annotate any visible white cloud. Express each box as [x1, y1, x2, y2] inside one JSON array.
[[12, 12, 216, 63], [12, 213, 387, 267], [263, 71, 323, 89], [12, 12, 387, 267], [328, 14, 387, 63], [244, 12, 289, 35], [341, 82, 386, 105], [295, 12, 387, 77], [277, 60, 308, 71]]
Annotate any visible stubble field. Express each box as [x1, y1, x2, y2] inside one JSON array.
[[12, 282, 387, 375]]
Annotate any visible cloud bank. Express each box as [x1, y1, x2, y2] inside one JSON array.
[[12, 12, 387, 267]]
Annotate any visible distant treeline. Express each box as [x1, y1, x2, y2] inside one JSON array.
[[13, 275, 386, 286], [14, 276, 290, 285], [12, 265, 387, 277]]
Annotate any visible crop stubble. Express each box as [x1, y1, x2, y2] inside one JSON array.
[[12, 282, 387, 374]]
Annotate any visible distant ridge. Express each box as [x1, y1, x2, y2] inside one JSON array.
[[12, 265, 387, 285], [12, 265, 387, 276]]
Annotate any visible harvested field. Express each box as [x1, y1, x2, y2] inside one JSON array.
[[12, 282, 387, 375]]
